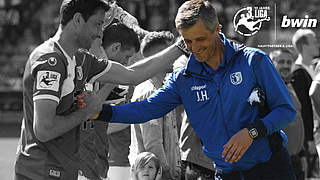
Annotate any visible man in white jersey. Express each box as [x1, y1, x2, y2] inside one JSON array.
[[291, 29, 320, 177]]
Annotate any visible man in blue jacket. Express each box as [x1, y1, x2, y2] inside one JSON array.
[[95, 0, 296, 179]]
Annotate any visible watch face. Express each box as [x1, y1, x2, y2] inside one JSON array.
[[249, 128, 258, 139]]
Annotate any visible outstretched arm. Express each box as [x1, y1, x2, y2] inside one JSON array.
[[97, 44, 183, 85], [96, 72, 182, 124]]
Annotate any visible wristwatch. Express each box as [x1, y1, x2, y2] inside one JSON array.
[[247, 127, 258, 139], [246, 120, 267, 140]]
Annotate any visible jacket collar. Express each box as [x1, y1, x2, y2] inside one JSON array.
[[184, 33, 244, 79]]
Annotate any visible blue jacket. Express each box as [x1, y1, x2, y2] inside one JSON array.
[[110, 33, 296, 172]]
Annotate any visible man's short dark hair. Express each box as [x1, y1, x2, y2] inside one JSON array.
[[60, 0, 110, 26], [102, 23, 140, 52], [140, 31, 174, 57]]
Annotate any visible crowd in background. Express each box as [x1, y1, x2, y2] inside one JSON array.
[[1, 0, 320, 93]]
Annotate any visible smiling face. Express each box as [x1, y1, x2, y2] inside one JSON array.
[[77, 8, 105, 49], [136, 160, 158, 180], [178, 19, 217, 64], [273, 51, 294, 80]]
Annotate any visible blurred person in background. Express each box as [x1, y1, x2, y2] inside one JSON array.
[[291, 28, 320, 178], [131, 31, 181, 180], [79, 23, 140, 180], [270, 49, 306, 180], [309, 53, 320, 178], [102, 23, 140, 180]]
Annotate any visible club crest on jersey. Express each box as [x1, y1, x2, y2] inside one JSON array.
[[47, 57, 57, 66], [230, 72, 242, 85], [76, 66, 83, 80], [36, 71, 60, 91]]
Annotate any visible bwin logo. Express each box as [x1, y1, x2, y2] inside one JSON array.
[[281, 15, 317, 28]]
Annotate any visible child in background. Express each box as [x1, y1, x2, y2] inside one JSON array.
[[131, 152, 162, 180]]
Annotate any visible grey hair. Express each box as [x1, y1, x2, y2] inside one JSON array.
[[175, 0, 219, 32]]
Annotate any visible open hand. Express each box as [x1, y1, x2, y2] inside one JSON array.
[[81, 84, 115, 118], [77, 92, 87, 109], [222, 128, 253, 164]]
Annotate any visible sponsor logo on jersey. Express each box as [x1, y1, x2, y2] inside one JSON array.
[[191, 84, 207, 91], [36, 70, 61, 91], [47, 57, 57, 66], [230, 72, 242, 85]]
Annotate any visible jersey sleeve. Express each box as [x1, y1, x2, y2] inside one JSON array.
[[77, 50, 111, 84], [31, 52, 67, 103]]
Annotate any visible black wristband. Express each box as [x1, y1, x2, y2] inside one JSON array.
[[95, 104, 113, 122], [246, 120, 267, 139]]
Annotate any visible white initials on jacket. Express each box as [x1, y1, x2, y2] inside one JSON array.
[[196, 90, 209, 102]]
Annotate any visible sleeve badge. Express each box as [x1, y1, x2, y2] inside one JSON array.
[[36, 70, 61, 92]]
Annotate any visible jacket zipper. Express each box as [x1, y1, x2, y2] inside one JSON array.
[[211, 77, 231, 139]]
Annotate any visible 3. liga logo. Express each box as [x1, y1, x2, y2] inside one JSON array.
[[233, 6, 271, 36]]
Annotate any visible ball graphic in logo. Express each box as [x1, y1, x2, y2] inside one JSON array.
[[48, 57, 57, 66]]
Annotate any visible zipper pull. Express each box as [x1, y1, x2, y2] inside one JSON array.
[[217, 87, 220, 94]]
